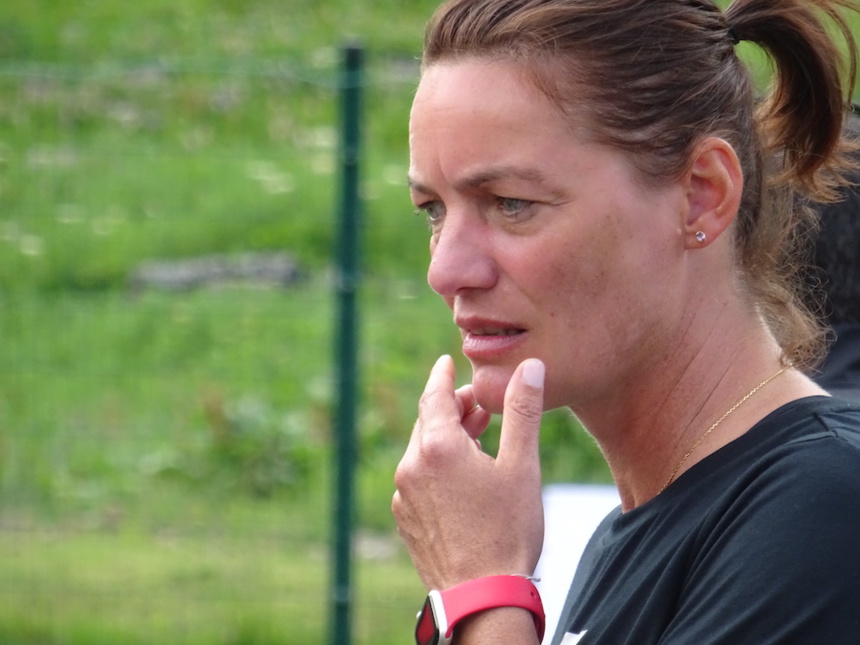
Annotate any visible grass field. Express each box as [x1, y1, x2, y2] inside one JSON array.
[[0, 283, 604, 644], [1, 2, 446, 641], [0, 527, 423, 644]]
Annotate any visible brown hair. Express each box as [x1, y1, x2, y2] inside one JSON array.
[[421, 0, 860, 370]]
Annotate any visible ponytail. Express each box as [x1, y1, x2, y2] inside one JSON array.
[[726, 0, 859, 199], [724, 0, 859, 369]]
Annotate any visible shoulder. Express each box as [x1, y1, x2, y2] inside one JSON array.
[[755, 396, 860, 472], [679, 397, 860, 591], [739, 395, 860, 459], [722, 398, 860, 523], [659, 399, 860, 642], [690, 398, 860, 582]]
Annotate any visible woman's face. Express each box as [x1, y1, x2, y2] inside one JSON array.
[[408, 60, 690, 413]]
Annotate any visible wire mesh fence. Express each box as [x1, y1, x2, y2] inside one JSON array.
[[0, 51, 446, 645]]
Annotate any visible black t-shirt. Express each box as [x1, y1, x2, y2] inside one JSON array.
[[553, 396, 860, 645], [817, 324, 860, 404]]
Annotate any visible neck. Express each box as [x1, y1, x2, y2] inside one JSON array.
[[571, 311, 818, 511]]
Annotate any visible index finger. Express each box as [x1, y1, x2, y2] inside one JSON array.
[[416, 354, 461, 434]]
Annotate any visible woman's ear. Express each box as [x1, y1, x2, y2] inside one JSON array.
[[682, 137, 743, 249]]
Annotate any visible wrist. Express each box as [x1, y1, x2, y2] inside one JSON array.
[[414, 575, 545, 645], [456, 606, 543, 644]]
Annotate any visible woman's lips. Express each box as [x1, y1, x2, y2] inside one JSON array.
[[467, 326, 522, 336], [459, 323, 527, 360]]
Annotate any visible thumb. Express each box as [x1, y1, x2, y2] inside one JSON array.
[[497, 358, 545, 470]]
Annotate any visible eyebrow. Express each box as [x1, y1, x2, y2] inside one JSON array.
[[407, 165, 552, 195]]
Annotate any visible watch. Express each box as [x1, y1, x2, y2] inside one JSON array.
[[414, 575, 545, 645]]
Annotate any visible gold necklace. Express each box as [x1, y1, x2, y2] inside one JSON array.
[[659, 366, 788, 494]]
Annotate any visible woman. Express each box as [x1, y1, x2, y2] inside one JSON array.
[[392, 0, 860, 643]]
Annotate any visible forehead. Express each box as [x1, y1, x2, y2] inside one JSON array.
[[408, 60, 580, 184], [410, 59, 555, 128]]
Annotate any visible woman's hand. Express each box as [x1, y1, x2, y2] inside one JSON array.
[[392, 355, 546, 590]]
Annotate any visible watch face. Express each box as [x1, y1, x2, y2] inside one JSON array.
[[415, 596, 440, 645]]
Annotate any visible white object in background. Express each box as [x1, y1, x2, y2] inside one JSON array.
[[535, 484, 620, 644]]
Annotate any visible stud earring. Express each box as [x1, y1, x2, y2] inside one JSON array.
[[695, 231, 707, 243]]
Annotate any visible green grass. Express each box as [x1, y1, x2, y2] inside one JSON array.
[[0, 0, 440, 62], [0, 282, 607, 643], [0, 62, 421, 291], [0, 527, 424, 645], [0, 283, 606, 643], [0, 282, 608, 509]]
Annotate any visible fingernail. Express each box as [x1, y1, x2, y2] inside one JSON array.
[[522, 359, 545, 389]]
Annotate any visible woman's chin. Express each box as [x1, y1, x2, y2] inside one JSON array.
[[470, 366, 513, 415], [471, 361, 563, 415]]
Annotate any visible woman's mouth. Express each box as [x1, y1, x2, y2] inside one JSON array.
[[469, 327, 524, 337], [460, 323, 527, 359]]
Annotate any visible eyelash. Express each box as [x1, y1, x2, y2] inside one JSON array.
[[414, 201, 445, 226], [413, 196, 533, 226], [497, 197, 531, 217]]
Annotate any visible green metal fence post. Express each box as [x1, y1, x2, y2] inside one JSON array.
[[330, 41, 363, 645]]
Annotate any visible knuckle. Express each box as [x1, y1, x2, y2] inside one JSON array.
[[505, 394, 542, 423], [393, 431, 453, 492], [416, 432, 456, 467], [393, 456, 415, 490]]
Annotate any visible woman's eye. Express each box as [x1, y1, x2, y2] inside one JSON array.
[[498, 197, 531, 217], [415, 201, 446, 226]]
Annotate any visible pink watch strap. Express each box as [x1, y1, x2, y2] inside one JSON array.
[[440, 575, 545, 641]]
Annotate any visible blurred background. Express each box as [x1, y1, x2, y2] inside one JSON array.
[[0, 1, 611, 643]]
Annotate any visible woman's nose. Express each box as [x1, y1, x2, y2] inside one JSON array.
[[427, 214, 498, 297]]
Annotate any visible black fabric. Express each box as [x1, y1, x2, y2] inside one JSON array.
[[811, 114, 860, 327], [817, 324, 860, 403], [808, 114, 860, 402], [553, 397, 860, 645]]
